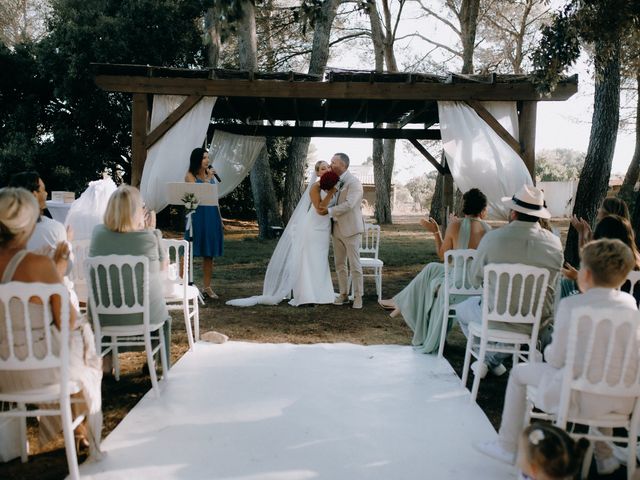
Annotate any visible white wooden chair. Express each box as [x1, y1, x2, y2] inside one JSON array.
[[0, 282, 85, 479], [350, 223, 383, 300], [161, 239, 199, 348], [85, 255, 168, 397], [462, 263, 549, 403], [621, 270, 640, 306], [68, 239, 91, 307], [525, 307, 640, 480], [438, 249, 482, 358]]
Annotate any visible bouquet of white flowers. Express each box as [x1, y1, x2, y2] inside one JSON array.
[[181, 192, 200, 212]]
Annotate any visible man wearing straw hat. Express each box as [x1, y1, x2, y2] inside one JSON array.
[[456, 185, 563, 379]]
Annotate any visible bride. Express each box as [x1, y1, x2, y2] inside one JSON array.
[[227, 160, 339, 307]]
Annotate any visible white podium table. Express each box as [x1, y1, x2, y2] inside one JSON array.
[[46, 201, 73, 223]]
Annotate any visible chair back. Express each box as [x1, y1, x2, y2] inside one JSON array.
[[68, 239, 91, 303], [444, 249, 482, 296], [360, 223, 380, 260], [481, 263, 550, 335], [621, 270, 640, 306], [161, 239, 189, 295], [85, 255, 150, 339], [0, 282, 70, 377], [557, 306, 640, 427]]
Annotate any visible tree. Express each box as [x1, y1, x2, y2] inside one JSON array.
[[405, 171, 437, 210], [0, 0, 49, 46], [281, 0, 342, 223], [367, 0, 405, 224], [535, 148, 585, 182], [0, 0, 209, 193], [532, 0, 640, 265]]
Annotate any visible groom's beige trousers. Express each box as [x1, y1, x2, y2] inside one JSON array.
[[332, 222, 363, 297]]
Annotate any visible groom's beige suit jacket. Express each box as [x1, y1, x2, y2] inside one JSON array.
[[332, 171, 364, 237]]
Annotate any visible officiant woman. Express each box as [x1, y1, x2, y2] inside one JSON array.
[[185, 147, 224, 299]]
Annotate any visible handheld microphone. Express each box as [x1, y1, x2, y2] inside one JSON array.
[[207, 165, 222, 183]]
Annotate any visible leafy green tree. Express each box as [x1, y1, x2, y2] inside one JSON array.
[[535, 148, 585, 182], [532, 0, 640, 265]]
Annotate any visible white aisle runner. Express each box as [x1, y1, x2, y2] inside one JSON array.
[[79, 342, 512, 479]]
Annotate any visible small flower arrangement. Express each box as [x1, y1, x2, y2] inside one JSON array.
[[181, 192, 199, 212], [320, 171, 340, 191]]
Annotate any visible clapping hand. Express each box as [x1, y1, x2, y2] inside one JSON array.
[[420, 216, 440, 233], [570, 214, 592, 240], [143, 207, 156, 229], [53, 241, 70, 265], [561, 262, 579, 281]]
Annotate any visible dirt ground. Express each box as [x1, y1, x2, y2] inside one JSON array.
[[0, 216, 624, 479]]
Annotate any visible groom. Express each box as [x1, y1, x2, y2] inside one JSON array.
[[327, 153, 364, 309]]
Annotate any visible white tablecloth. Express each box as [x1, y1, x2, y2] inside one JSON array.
[[46, 201, 73, 223]]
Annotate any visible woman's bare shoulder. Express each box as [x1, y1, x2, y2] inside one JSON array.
[[185, 172, 196, 182], [13, 253, 58, 282]]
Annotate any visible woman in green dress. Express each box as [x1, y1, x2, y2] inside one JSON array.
[[380, 188, 490, 353]]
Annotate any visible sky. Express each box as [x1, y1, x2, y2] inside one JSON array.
[[309, 4, 636, 185]]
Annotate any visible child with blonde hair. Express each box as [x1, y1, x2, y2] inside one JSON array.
[[476, 239, 638, 476]]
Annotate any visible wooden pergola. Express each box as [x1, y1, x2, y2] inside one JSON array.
[[93, 64, 578, 211]]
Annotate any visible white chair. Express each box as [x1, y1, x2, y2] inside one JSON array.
[[462, 263, 550, 402], [350, 223, 383, 300], [526, 307, 640, 480], [162, 239, 199, 349], [68, 239, 91, 307], [437, 249, 482, 358], [621, 270, 640, 306], [0, 282, 85, 479], [85, 255, 168, 397]]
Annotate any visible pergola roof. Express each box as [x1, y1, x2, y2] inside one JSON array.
[[93, 63, 577, 133]]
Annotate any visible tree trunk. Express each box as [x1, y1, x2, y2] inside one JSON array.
[[237, 0, 281, 238], [564, 39, 621, 265], [620, 74, 640, 209], [459, 0, 480, 75], [204, 7, 221, 68], [281, 0, 341, 223], [430, 160, 445, 224]]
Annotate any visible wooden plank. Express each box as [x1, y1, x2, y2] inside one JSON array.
[[260, 98, 276, 125], [408, 139, 446, 175], [131, 94, 148, 188], [400, 102, 432, 128], [348, 100, 368, 128], [211, 123, 442, 140], [95, 75, 578, 101], [518, 101, 537, 183], [145, 95, 202, 149], [465, 100, 526, 162]]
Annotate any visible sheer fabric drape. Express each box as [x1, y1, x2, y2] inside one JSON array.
[[209, 130, 265, 199], [140, 95, 217, 212], [437, 101, 533, 219]]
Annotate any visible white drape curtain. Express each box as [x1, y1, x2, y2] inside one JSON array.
[[140, 95, 217, 212], [437, 101, 533, 219], [209, 130, 265, 198]]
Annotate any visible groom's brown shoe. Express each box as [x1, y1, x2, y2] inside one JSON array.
[[352, 296, 363, 309], [334, 294, 349, 305]]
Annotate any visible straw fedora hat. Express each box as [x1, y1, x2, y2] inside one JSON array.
[[501, 185, 551, 219]]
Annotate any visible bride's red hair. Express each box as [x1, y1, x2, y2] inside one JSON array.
[[320, 171, 339, 191]]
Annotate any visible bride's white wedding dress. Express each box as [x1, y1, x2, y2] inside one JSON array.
[[226, 174, 335, 307], [288, 190, 335, 306]]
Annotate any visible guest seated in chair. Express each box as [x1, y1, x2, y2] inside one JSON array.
[[456, 185, 563, 378], [475, 239, 637, 476], [378, 188, 490, 354], [0, 187, 102, 452], [89, 185, 172, 369]]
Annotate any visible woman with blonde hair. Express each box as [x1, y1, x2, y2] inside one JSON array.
[[89, 185, 171, 368], [0, 187, 102, 453]]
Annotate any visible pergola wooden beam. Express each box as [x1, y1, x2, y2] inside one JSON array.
[[400, 102, 431, 128], [408, 139, 448, 175], [348, 100, 368, 128], [465, 100, 526, 163], [95, 75, 577, 101], [211, 123, 442, 140], [144, 94, 202, 149]]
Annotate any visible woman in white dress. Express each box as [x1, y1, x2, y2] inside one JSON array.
[[227, 161, 339, 307]]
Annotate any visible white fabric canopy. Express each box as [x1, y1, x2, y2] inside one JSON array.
[[437, 101, 533, 219], [64, 177, 117, 242], [140, 95, 217, 212], [209, 130, 265, 199]]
